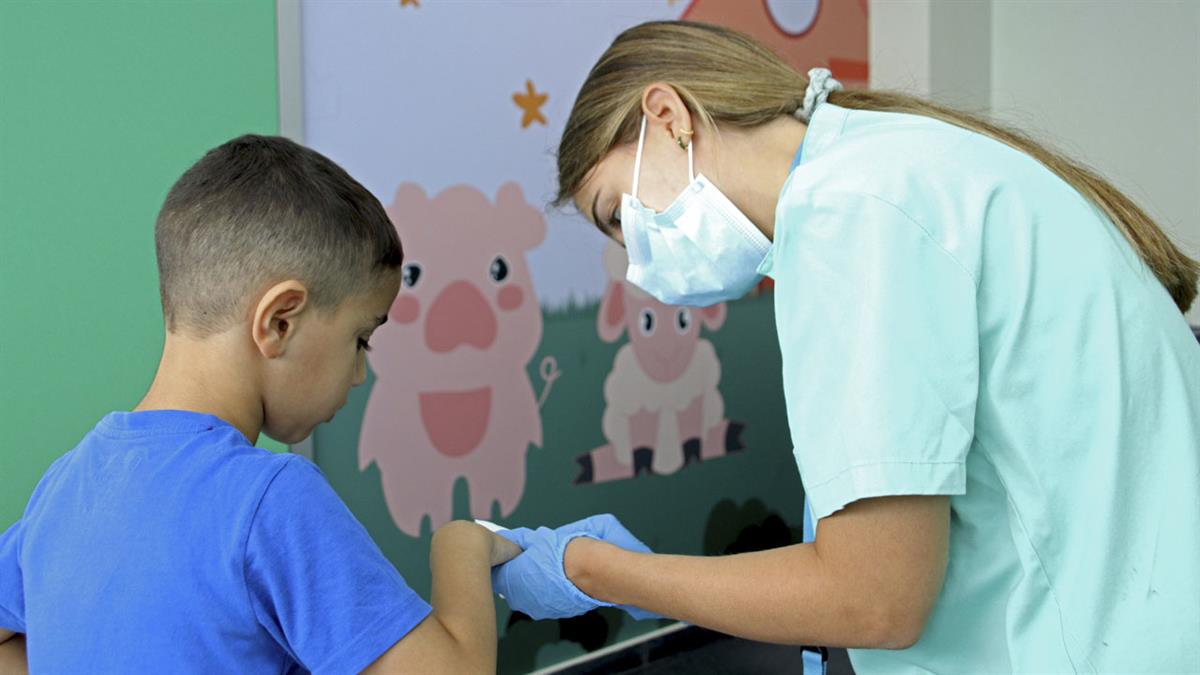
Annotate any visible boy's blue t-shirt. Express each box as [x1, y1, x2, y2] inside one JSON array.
[[0, 410, 431, 674]]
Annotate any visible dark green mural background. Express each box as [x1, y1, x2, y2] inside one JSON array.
[[314, 292, 806, 672]]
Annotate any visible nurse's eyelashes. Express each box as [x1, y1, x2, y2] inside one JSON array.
[[607, 205, 622, 232]]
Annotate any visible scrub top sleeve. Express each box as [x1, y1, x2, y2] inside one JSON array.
[[244, 457, 432, 675], [776, 191, 978, 520], [0, 520, 24, 632]]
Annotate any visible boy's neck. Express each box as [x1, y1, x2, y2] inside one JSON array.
[[135, 330, 264, 445]]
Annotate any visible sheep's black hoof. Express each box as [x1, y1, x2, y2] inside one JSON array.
[[573, 454, 594, 485], [633, 447, 655, 476], [725, 422, 747, 454], [682, 437, 702, 464]]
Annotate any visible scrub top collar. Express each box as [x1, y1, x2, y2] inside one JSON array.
[[795, 103, 850, 166], [757, 103, 850, 278]]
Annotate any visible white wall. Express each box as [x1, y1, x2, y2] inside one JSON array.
[[872, 0, 1200, 323], [992, 0, 1200, 323]]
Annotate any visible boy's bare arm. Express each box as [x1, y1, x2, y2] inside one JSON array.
[[363, 521, 521, 674], [0, 631, 27, 675]]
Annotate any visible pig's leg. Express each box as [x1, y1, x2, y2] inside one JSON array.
[[422, 485, 456, 534], [489, 453, 528, 519], [468, 438, 529, 520], [480, 375, 538, 517], [367, 393, 458, 537], [380, 462, 456, 538]]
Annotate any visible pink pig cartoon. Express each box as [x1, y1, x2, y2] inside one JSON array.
[[359, 182, 546, 536], [575, 242, 746, 484]]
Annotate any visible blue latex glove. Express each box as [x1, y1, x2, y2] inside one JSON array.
[[491, 514, 662, 621]]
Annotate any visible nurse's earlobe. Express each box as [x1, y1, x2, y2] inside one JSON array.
[[676, 127, 693, 150]]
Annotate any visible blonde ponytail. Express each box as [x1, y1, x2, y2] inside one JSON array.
[[556, 21, 1198, 313]]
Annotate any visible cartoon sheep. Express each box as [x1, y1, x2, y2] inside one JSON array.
[[575, 242, 745, 484]]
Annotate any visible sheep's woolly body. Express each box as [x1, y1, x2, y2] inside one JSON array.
[[601, 339, 724, 474]]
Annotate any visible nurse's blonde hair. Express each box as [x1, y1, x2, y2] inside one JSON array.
[[555, 21, 1199, 313]]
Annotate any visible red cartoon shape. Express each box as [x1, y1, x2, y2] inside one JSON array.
[[683, 0, 869, 87], [360, 182, 546, 535]]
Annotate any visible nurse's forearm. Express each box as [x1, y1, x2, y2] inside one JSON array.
[[565, 539, 895, 648], [565, 495, 949, 650]]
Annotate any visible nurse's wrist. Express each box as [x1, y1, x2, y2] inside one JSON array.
[[564, 536, 622, 603]]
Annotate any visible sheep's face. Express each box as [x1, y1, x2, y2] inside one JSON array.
[[599, 281, 727, 383], [626, 293, 703, 383]]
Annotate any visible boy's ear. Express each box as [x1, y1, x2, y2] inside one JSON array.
[[252, 280, 309, 358]]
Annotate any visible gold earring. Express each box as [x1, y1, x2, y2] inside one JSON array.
[[675, 128, 693, 150]]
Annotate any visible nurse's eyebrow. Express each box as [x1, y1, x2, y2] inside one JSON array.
[[375, 314, 387, 327]]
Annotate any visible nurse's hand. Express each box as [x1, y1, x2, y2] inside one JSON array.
[[491, 514, 661, 621]]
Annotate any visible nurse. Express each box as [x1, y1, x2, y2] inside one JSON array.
[[491, 21, 1200, 673]]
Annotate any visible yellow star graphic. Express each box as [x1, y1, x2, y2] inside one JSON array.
[[513, 79, 548, 129], [400, 0, 419, 7]]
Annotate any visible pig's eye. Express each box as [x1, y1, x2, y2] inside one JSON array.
[[489, 255, 510, 283], [402, 263, 422, 289], [639, 308, 656, 336], [675, 308, 692, 334]]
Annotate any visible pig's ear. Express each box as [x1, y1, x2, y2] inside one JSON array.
[[699, 302, 727, 331], [496, 181, 546, 250], [388, 183, 430, 230], [597, 281, 627, 343]]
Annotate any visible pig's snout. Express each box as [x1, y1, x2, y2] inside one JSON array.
[[425, 280, 498, 353]]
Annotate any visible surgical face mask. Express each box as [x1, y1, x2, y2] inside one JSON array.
[[620, 116, 771, 307]]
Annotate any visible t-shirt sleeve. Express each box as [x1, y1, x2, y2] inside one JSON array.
[[0, 519, 24, 632], [775, 191, 979, 520], [244, 457, 431, 675]]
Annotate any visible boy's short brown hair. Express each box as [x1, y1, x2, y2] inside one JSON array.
[[155, 135, 402, 336]]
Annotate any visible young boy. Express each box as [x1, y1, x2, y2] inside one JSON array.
[[0, 135, 521, 673]]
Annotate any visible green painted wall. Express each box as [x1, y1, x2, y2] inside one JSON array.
[[1, 2, 282, 527]]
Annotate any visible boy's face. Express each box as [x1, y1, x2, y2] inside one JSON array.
[[262, 271, 402, 444]]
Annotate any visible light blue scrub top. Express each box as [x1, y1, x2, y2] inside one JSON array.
[[758, 103, 1200, 673], [791, 139, 827, 675]]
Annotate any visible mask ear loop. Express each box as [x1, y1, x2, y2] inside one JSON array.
[[631, 116, 647, 200], [687, 135, 695, 183]]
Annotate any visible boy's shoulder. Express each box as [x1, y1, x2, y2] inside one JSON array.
[[29, 412, 313, 524]]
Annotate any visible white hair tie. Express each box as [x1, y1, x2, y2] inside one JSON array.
[[796, 67, 843, 122]]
